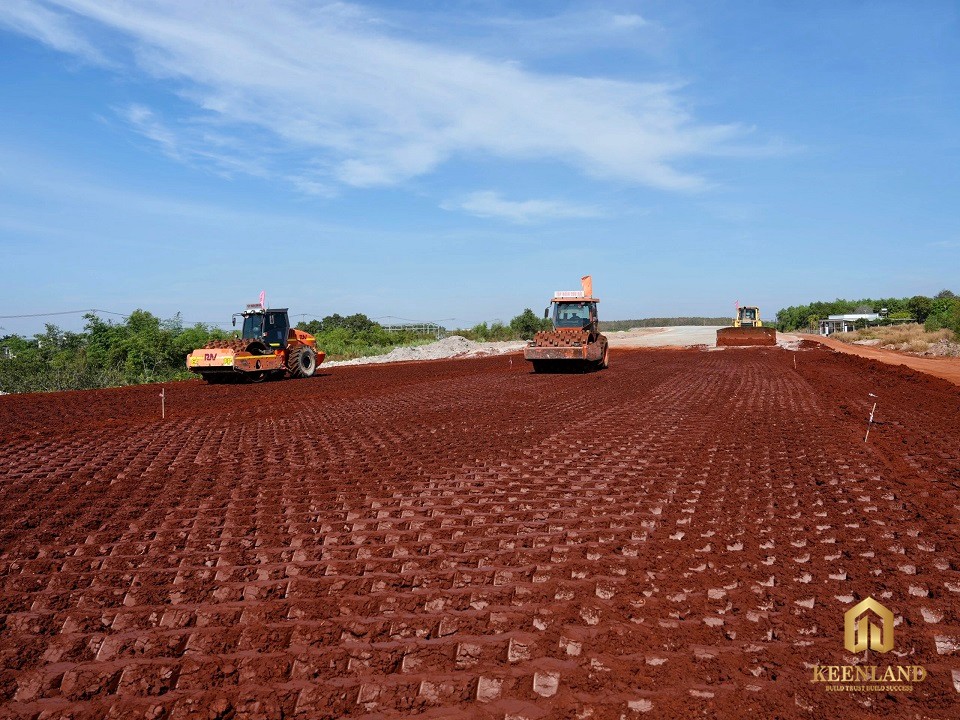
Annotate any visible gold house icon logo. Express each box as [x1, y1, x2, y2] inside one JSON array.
[[844, 597, 894, 653]]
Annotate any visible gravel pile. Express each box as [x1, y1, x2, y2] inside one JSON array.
[[325, 335, 526, 367], [914, 338, 960, 357]]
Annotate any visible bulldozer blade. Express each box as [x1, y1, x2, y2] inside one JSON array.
[[716, 326, 777, 347]]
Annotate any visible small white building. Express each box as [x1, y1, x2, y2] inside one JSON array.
[[818, 314, 880, 336]]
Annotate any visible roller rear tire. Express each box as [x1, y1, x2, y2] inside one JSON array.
[[288, 345, 317, 378]]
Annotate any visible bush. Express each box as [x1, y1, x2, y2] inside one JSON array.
[[0, 311, 234, 393], [488, 321, 513, 341], [923, 296, 960, 336], [907, 296, 933, 324], [834, 323, 954, 352], [510, 308, 551, 340]]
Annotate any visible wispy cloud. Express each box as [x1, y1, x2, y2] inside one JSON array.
[[0, 0, 106, 64], [121, 104, 183, 160], [447, 191, 602, 224], [929, 240, 959, 249], [117, 103, 288, 184], [337, 6, 655, 60], [462, 8, 652, 52], [3, 1, 748, 192], [612, 14, 648, 29]]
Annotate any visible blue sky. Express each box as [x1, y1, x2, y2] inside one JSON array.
[[1, 1, 958, 335]]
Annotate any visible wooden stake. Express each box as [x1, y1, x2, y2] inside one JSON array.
[[161, 387, 166, 420], [864, 402, 876, 442]]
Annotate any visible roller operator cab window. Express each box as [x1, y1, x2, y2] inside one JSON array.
[[553, 302, 595, 329], [264, 312, 290, 347], [242, 314, 264, 340]]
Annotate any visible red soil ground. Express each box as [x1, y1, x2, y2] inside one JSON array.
[[1, 347, 959, 719], [800, 333, 960, 387]]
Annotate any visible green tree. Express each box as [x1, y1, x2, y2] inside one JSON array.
[[941, 297, 960, 334], [907, 296, 933, 324], [488, 321, 512, 341], [470, 322, 490, 341], [509, 308, 550, 340], [309, 313, 380, 334], [297, 319, 323, 336]]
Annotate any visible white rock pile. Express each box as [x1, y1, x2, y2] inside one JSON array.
[[325, 335, 526, 367]]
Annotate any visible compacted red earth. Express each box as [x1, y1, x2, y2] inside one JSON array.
[[1, 347, 959, 719]]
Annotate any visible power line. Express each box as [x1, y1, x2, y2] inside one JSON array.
[[0, 308, 233, 327], [0, 308, 127, 319]]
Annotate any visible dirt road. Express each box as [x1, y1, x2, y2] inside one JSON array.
[[606, 325, 723, 348], [2, 347, 959, 718]]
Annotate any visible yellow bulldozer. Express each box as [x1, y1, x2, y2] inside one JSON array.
[[716, 304, 777, 346]]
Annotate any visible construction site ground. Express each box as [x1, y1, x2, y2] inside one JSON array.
[[800, 333, 960, 387], [2, 345, 960, 719], [606, 326, 723, 348]]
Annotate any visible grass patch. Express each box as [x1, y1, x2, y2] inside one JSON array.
[[834, 323, 955, 352], [321, 337, 437, 362]]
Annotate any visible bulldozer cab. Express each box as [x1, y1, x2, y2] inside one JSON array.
[[736, 306, 760, 327], [552, 301, 597, 330], [240, 308, 290, 348]]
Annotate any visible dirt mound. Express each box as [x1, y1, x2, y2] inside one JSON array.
[[716, 326, 777, 346], [327, 334, 525, 366]]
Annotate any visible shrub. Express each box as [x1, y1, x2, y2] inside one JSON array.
[[510, 308, 551, 340]]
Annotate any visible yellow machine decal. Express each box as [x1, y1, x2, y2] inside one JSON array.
[[189, 352, 234, 367]]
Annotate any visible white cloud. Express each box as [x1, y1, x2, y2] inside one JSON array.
[[117, 102, 282, 183], [121, 104, 182, 160], [475, 8, 651, 46], [4, 1, 747, 192], [0, 0, 105, 63], [449, 191, 602, 224], [612, 14, 648, 29]]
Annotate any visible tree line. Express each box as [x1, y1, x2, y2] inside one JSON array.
[[601, 317, 733, 331], [0, 311, 228, 394], [775, 290, 960, 332], [0, 308, 552, 394]]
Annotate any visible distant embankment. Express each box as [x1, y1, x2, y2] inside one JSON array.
[[601, 318, 730, 331]]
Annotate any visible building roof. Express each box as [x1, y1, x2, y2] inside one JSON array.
[[826, 314, 879, 321]]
